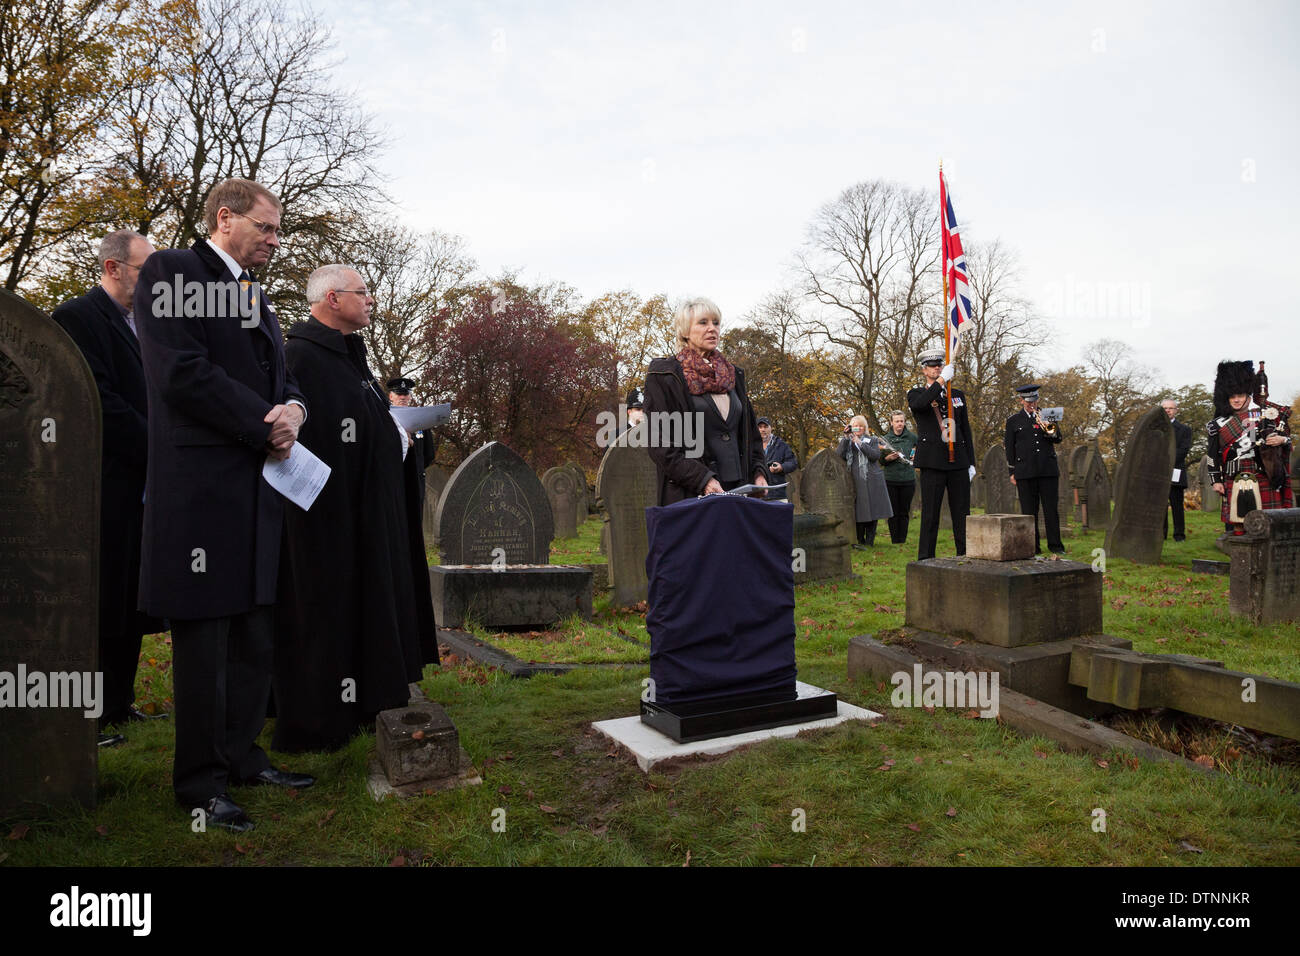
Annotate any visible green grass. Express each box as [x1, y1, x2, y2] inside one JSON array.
[[3, 509, 1297, 867]]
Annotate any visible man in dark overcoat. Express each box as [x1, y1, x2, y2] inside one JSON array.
[[135, 178, 314, 832]]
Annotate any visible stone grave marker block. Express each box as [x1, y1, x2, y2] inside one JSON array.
[[966, 514, 1035, 561], [542, 466, 580, 539], [595, 426, 658, 606], [799, 448, 855, 542], [1197, 455, 1221, 513], [434, 441, 552, 565], [1104, 407, 1175, 564], [376, 702, 459, 786], [0, 289, 100, 815], [422, 465, 450, 553], [792, 513, 855, 583], [1227, 508, 1300, 624]]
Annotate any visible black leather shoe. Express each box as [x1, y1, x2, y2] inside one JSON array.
[[97, 732, 127, 748], [1050, 547, 1067, 555], [238, 768, 315, 789], [198, 793, 255, 833]]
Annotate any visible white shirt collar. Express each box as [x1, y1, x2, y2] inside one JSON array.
[[205, 238, 244, 280]]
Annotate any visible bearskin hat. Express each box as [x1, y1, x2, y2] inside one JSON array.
[[1213, 360, 1255, 417]]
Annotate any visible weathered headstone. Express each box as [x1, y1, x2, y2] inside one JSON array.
[[792, 513, 855, 584], [541, 466, 580, 539], [422, 465, 450, 553], [1197, 455, 1221, 513], [799, 448, 856, 542], [434, 441, 553, 565], [563, 460, 589, 525], [1069, 444, 1090, 523], [787, 470, 804, 514], [970, 468, 987, 511], [1227, 508, 1300, 624], [0, 290, 100, 815], [983, 445, 1015, 515], [1081, 441, 1112, 530], [595, 426, 658, 607], [1104, 407, 1175, 564]]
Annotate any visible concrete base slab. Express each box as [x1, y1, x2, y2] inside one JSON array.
[[593, 683, 879, 772], [366, 749, 483, 801]]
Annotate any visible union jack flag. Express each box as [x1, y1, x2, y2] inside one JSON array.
[[940, 170, 972, 355]]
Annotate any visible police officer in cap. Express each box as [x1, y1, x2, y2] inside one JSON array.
[[387, 376, 437, 502], [1004, 383, 1065, 554], [907, 347, 976, 560], [625, 386, 646, 430]]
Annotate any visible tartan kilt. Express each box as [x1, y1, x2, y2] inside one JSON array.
[[1221, 476, 1294, 523]]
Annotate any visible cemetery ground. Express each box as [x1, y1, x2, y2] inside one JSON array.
[[3, 510, 1297, 867]]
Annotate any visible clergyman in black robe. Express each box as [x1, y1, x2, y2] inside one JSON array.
[[272, 265, 439, 753]]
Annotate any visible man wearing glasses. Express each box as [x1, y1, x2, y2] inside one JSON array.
[[54, 230, 162, 748], [135, 178, 314, 832]]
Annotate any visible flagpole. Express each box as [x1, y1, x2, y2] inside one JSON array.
[[941, 163, 954, 463]]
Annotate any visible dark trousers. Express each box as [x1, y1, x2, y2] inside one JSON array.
[[917, 468, 970, 560], [856, 521, 878, 545], [97, 511, 147, 727], [1163, 484, 1186, 539], [171, 608, 274, 806], [1015, 475, 1064, 552], [886, 481, 915, 543]]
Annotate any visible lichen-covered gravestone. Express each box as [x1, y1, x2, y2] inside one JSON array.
[[563, 461, 589, 524], [1104, 407, 1175, 564], [1069, 444, 1090, 523], [422, 464, 450, 553], [1197, 455, 1221, 513], [0, 289, 100, 815], [1082, 441, 1112, 530], [595, 426, 658, 606], [1227, 508, 1300, 624], [799, 448, 856, 542], [982, 444, 1015, 514], [541, 466, 580, 539]]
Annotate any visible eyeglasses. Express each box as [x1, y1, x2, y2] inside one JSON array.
[[230, 211, 284, 240], [113, 259, 147, 272], [334, 288, 370, 297]]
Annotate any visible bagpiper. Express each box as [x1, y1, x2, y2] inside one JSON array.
[[1206, 360, 1292, 534]]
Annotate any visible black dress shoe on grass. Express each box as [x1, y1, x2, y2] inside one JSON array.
[[198, 793, 255, 833], [125, 705, 168, 722], [97, 732, 127, 748], [238, 768, 315, 789]]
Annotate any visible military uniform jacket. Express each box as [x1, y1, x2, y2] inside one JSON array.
[[907, 381, 975, 471], [1004, 409, 1062, 479]]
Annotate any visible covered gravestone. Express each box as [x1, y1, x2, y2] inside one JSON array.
[[541, 466, 580, 539], [431, 442, 590, 629], [595, 427, 658, 607], [1081, 441, 1112, 530], [422, 464, 450, 554], [983, 445, 1016, 515], [0, 289, 100, 815], [970, 467, 986, 511], [1069, 444, 1090, 523], [1198, 455, 1221, 513], [799, 448, 856, 542], [1104, 407, 1175, 564]]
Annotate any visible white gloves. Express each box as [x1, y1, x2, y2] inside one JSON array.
[[941, 364, 955, 382], [968, 465, 976, 482], [390, 410, 411, 460]]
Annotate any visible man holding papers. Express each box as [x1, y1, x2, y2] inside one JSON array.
[[272, 265, 439, 753], [135, 178, 314, 832]]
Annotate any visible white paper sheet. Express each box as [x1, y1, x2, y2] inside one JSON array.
[[390, 403, 451, 431], [1172, 468, 1182, 483], [263, 442, 331, 511]]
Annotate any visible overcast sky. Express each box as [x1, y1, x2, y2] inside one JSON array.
[[314, 0, 1299, 402]]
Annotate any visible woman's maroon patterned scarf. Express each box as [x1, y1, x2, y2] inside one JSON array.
[[677, 348, 736, 396]]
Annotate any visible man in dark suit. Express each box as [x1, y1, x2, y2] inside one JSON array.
[[53, 230, 164, 747], [907, 348, 976, 561], [387, 375, 437, 506], [135, 178, 314, 833], [1162, 398, 1193, 542], [1004, 384, 1065, 554]]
